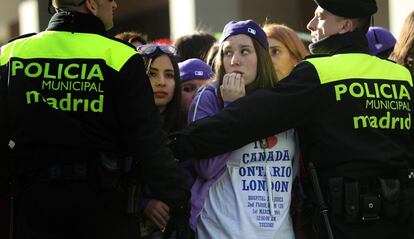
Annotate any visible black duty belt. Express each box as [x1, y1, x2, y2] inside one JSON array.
[[38, 163, 88, 181], [325, 169, 414, 223]]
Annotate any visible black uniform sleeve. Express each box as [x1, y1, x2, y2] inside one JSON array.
[[169, 61, 325, 160], [0, 60, 9, 196], [116, 54, 188, 203]]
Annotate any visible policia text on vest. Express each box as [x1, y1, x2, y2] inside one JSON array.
[[335, 82, 411, 130], [13, 58, 105, 113], [307, 54, 412, 131]]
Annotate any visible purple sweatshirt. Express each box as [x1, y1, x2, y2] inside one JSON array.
[[187, 83, 232, 230]]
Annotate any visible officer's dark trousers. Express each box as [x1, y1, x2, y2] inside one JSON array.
[[313, 214, 414, 239], [13, 180, 140, 239]]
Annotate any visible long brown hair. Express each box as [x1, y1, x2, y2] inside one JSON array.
[[390, 11, 414, 72], [263, 23, 309, 64], [214, 37, 278, 105]]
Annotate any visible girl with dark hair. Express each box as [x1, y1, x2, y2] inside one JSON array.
[[137, 44, 182, 238], [138, 44, 182, 133], [188, 20, 298, 239]]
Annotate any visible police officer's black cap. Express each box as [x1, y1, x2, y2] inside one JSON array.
[[314, 0, 378, 18]]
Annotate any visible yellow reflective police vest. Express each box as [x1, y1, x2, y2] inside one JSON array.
[[305, 53, 412, 130], [0, 31, 137, 113]]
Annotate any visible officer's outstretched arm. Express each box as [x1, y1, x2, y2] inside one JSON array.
[[169, 62, 323, 160]]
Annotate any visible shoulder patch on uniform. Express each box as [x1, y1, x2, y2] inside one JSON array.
[[107, 37, 137, 50], [304, 54, 331, 60], [7, 33, 37, 43]]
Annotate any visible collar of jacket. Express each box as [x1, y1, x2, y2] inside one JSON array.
[[46, 11, 106, 36], [309, 31, 369, 55]]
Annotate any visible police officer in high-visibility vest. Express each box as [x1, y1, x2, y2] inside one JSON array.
[[168, 0, 414, 238], [0, 0, 190, 239]]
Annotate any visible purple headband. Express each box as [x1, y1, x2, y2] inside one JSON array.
[[179, 58, 213, 82], [219, 19, 268, 50]]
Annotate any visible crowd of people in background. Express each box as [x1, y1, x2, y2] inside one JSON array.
[[110, 8, 413, 239], [1, 0, 414, 238], [111, 20, 305, 238]]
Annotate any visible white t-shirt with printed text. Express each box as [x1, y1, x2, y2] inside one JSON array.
[[197, 129, 296, 239]]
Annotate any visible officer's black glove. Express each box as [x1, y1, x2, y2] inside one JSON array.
[[162, 202, 191, 239]]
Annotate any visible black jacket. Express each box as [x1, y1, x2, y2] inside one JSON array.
[[0, 11, 187, 204], [170, 31, 414, 181]]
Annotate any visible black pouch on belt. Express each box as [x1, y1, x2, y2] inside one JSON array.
[[329, 177, 343, 215], [98, 152, 123, 190], [379, 178, 401, 218], [344, 181, 359, 223], [360, 193, 381, 221]]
